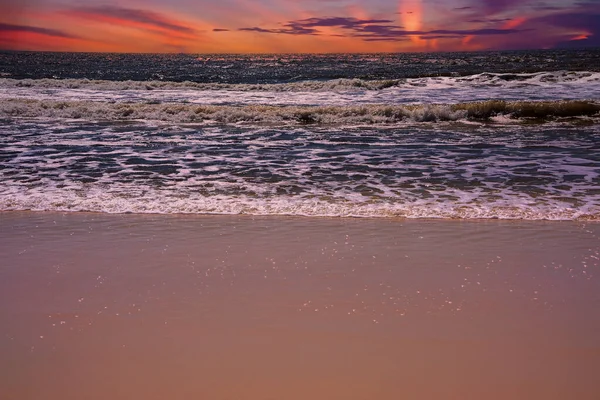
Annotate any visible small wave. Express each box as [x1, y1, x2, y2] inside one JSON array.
[[0, 77, 408, 92], [453, 100, 600, 119], [1, 190, 597, 221], [2, 98, 598, 124], [2, 71, 599, 92]]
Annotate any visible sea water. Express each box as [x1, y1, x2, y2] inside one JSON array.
[[1, 49, 599, 220]]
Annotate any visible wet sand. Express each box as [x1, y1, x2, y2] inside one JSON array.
[[1, 212, 599, 400]]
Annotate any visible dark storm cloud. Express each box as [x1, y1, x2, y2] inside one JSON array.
[[0, 22, 79, 39]]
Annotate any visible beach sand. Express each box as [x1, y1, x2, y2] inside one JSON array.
[[1, 212, 599, 399]]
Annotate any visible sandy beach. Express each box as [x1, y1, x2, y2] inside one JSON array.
[[1, 212, 599, 399]]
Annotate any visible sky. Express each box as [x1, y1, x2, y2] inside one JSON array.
[[0, 0, 599, 53]]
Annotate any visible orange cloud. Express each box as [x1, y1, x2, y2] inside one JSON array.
[[462, 34, 474, 45], [235, 0, 289, 26], [399, 0, 430, 49], [63, 6, 200, 41], [570, 33, 590, 41], [50, 5, 217, 52], [399, 0, 422, 38], [0, 28, 106, 52], [503, 17, 526, 29], [346, 4, 370, 21]]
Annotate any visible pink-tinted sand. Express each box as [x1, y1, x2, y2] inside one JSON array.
[[1, 212, 599, 399]]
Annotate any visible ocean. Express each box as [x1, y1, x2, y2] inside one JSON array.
[[1, 49, 599, 220]]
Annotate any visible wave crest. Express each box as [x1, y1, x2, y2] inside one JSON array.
[[1, 190, 597, 221], [2, 99, 598, 124], [2, 71, 599, 92]]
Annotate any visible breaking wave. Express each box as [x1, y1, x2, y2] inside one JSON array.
[[2, 98, 598, 125], [2, 70, 600, 92], [1, 190, 597, 221]]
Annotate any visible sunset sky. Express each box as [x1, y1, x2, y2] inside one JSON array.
[[1, 0, 598, 53]]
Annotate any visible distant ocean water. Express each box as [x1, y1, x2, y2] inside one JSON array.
[[1, 49, 599, 220]]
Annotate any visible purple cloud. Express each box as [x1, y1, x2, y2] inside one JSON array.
[[239, 26, 319, 35], [0, 23, 79, 39], [292, 17, 394, 28], [537, 11, 600, 47], [538, 12, 600, 32], [471, 0, 524, 14], [239, 17, 396, 36], [238, 16, 523, 42], [468, 18, 511, 24]]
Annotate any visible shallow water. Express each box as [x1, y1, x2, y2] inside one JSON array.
[[2, 119, 599, 219], [1, 213, 599, 399]]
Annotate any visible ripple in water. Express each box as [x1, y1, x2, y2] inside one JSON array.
[[1, 120, 599, 220]]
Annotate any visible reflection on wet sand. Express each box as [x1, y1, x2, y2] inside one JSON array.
[[1, 213, 599, 400]]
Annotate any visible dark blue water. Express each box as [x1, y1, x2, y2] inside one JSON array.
[[1, 49, 599, 83]]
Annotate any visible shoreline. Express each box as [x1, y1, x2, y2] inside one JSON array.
[[3, 209, 600, 222], [4, 209, 600, 223]]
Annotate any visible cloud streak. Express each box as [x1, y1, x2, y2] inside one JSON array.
[[471, 0, 524, 15], [65, 6, 197, 36], [235, 16, 522, 41], [238, 17, 396, 36], [0, 22, 79, 39]]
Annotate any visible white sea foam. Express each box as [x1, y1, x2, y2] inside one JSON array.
[[1, 187, 597, 220], [1, 98, 598, 125], [2, 71, 599, 220], [1, 71, 599, 107], [1, 119, 598, 220]]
